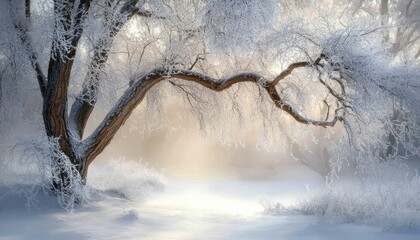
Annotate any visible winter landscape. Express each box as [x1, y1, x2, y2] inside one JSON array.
[[1, 0, 420, 239]]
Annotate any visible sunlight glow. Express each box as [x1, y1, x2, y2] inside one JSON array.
[[143, 188, 263, 216]]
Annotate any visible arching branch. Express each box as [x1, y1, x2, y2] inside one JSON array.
[[269, 55, 323, 88], [82, 66, 343, 167]]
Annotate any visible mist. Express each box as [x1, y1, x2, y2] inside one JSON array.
[[1, 0, 420, 239]]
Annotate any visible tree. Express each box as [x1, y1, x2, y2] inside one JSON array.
[[341, 0, 420, 161], [347, 0, 420, 59], [0, 0, 419, 198]]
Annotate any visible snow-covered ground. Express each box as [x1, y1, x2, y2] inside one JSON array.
[[1, 162, 419, 240]]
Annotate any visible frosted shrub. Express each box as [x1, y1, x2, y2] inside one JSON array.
[[88, 158, 167, 201], [1, 137, 89, 211], [302, 176, 420, 229], [0, 140, 166, 210], [265, 164, 420, 230]]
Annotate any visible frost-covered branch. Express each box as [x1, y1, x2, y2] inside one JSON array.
[[131, 8, 165, 19], [12, 0, 47, 98], [83, 64, 344, 167], [69, 0, 141, 139], [269, 56, 323, 88]]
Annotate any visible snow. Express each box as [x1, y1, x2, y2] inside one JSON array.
[[1, 163, 419, 240]]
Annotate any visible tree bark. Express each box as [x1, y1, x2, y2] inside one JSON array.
[[42, 0, 91, 191]]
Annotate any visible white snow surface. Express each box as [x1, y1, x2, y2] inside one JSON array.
[[1, 163, 419, 240]]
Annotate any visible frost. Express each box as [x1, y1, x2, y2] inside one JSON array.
[[203, 0, 276, 52], [265, 164, 420, 230], [0, 0, 419, 222], [88, 158, 166, 201], [0, 137, 88, 211]]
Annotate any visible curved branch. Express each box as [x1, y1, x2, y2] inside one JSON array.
[[131, 8, 166, 19], [82, 67, 343, 167], [269, 56, 323, 88], [266, 87, 342, 126]]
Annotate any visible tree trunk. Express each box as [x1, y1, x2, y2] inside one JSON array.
[[78, 158, 89, 184], [48, 150, 92, 199]]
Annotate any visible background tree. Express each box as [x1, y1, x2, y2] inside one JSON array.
[[0, 0, 419, 201], [346, 0, 420, 59]]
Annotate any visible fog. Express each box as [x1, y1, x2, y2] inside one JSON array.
[[0, 0, 419, 238], [91, 102, 326, 180]]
